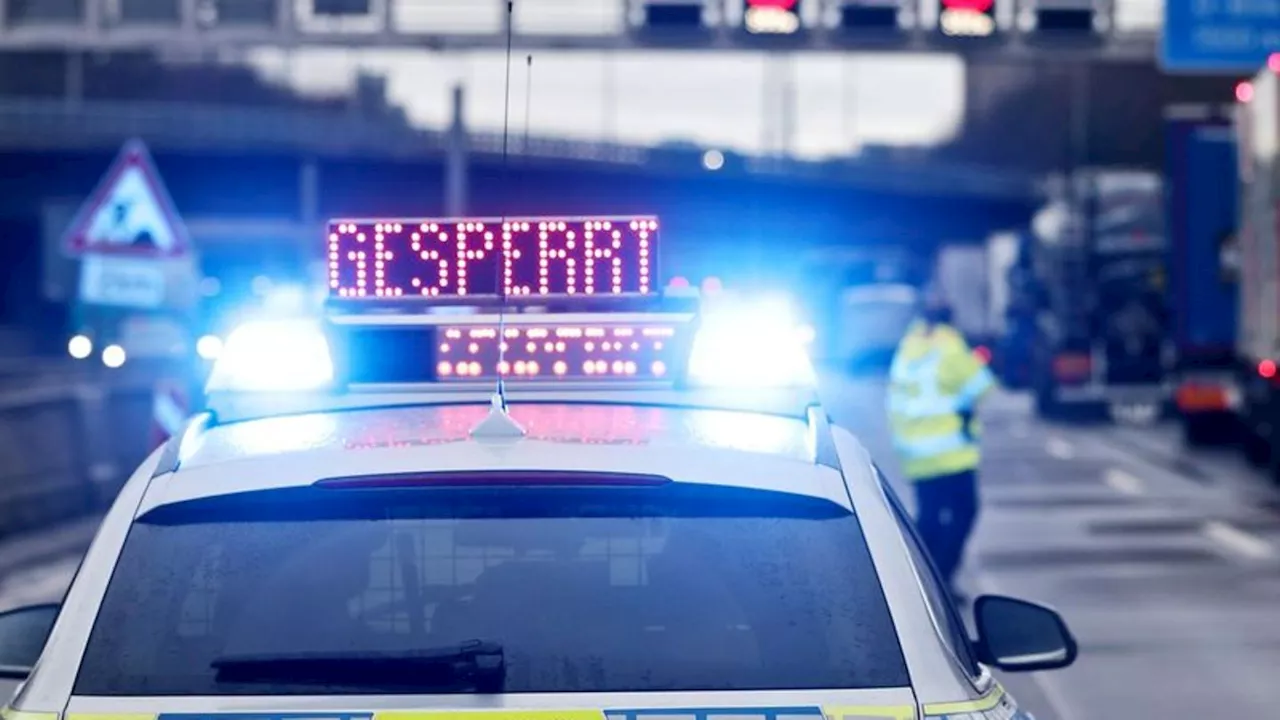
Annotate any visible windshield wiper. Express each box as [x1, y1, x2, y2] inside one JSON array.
[[211, 639, 505, 692]]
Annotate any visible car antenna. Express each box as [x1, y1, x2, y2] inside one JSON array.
[[523, 54, 533, 158], [472, 0, 526, 440]]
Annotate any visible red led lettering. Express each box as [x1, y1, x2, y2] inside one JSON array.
[[329, 217, 656, 300], [941, 0, 993, 11], [435, 323, 679, 382]]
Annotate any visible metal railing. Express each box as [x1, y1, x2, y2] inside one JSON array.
[[0, 98, 429, 156], [0, 0, 1159, 60], [0, 373, 153, 539], [0, 97, 656, 162]]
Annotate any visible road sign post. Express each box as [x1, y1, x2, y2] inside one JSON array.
[[78, 255, 168, 309], [1162, 0, 1280, 73], [63, 139, 190, 258], [61, 139, 198, 366], [150, 379, 189, 451]]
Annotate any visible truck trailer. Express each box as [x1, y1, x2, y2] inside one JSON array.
[[984, 232, 1025, 385], [1164, 106, 1240, 446], [933, 243, 993, 350], [1234, 66, 1280, 479]]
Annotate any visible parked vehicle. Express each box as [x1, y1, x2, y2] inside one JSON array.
[[1024, 170, 1170, 419], [1234, 67, 1280, 478], [934, 244, 993, 351]]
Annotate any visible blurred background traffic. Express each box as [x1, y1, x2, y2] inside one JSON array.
[[0, 1, 1278, 715]]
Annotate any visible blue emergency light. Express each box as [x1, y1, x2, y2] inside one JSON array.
[[206, 215, 814, 407]]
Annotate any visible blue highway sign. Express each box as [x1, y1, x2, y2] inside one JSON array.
[[1162, 0, 1280, 73]]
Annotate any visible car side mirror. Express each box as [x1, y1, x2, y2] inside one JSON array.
[[0, 604, 59, 679], [972, 594, 1077, 672]]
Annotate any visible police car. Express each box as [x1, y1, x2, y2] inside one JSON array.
[[0, 217, 1075, 720]]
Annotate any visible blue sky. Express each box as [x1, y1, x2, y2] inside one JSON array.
[[243, 0, 1162, 159]]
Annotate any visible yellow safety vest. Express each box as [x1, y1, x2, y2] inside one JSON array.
[[887, 321, 995, 481]]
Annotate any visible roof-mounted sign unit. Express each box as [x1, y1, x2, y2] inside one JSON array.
[[204, 213, 817, 425], [326, 216, 659, 308]]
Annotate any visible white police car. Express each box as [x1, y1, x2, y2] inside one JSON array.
[[0, 217, 1074, 720]]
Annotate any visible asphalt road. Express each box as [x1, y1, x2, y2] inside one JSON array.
[[824, 374, 1280, 720], [4, 375, 1280, 719]]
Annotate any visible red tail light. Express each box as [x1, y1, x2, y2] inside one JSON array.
[[1259, 359, 1276, 379], [974, 345, 992, 364], [1176, 382, 1230, 412], [1052, 353, 1091, 380]]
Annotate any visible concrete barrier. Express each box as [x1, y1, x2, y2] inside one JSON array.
[[0, 379, 154, 538]]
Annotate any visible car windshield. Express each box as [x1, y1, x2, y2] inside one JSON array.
[[76, 482, 908, 695]]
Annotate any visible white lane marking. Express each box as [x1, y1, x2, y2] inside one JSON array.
[[1046, 437, 1075, 460], [1203, 521, 1275, 560], [1103, 468, 1144, 496]]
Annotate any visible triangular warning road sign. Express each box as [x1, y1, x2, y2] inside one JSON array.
[[62, 139, 190, 258]]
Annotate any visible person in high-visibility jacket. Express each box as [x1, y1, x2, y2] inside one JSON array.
[[887, 297, 996, 599]]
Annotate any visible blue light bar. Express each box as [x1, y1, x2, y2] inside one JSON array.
[[329, 312, 694, 387], [202, 212, 818, 423]]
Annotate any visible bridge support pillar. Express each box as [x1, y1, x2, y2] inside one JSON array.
[[779, 55, 795, 157], [300, 157, 319, 227], [1069, 61, 1091, 171], [446, 84, 468, 216], [65, 52, 83, 107], [760, 56, 797, 157]]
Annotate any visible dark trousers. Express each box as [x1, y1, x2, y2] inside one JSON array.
[[913, 469, 979, 590]]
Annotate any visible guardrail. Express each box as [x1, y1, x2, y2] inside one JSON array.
[[0, 373, 154, 540]]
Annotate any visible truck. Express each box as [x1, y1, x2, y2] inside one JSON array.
[[933, 244, 992, 350], [985, 232, 1018, 340], [1024, 170, 1170, 419], [1164, 107, 1240, 446], [1234, 67, 1280, 479], [993, 231, 1038, 389], [928, 236, 1027, 384]]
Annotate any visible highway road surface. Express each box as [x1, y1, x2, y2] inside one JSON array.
[[825, 375, 1280, 720], [3, 375, 1280, 719]]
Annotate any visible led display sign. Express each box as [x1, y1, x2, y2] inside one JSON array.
[[745, 0, 801, 34], [642, 2, 704, 29], [435, 323, 685, 382], [839, 1, 899, 31], [939, 0, 995, 36], [328, 217, 657, 302]]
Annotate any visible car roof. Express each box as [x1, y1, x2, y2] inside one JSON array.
[[137, 402, 852, 515], [18, 401, 987, 714]]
